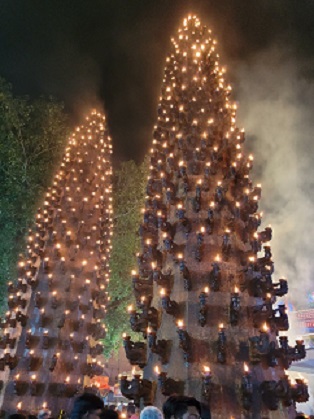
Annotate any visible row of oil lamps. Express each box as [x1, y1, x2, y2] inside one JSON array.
[[125, 293, 306, 365], [119, 354, 308, 409]]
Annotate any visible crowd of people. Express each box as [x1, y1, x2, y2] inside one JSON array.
[[7, 393, 207, 419], [6, 392, 313, 419]]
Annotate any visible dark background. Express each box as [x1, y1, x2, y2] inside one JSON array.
[[0, 0, 313, 163], [2, 1, 314, 301]]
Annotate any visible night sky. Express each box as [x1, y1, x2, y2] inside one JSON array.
[[1, 0, 313, 164]]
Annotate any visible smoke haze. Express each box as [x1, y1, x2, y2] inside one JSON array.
[[235, 46, 314, 306]]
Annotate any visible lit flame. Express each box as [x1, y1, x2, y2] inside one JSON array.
[[203, 365, 211, 373], [177, 319, 184, 328]]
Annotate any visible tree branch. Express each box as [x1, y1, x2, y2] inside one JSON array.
[[107, 296, 130, 310], [113, 200, 143, 219]]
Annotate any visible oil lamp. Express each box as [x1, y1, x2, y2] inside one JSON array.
[[160, 288, 178, 316], [241, 363, 253, 410], [176, 320, 192, 364], [155, 366, 183, 396], [217, 323, 226, 364], [202, 365, 212, 399], [230, 286, 240, 326], [198, 287, 209, 327]]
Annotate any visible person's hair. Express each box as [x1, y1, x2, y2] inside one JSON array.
[[140, 406, 163, 419], [71, 393, 104, 419], [127, 405, 136, 416], [199, 403, 211, 419], [162, 396, 201, 419], [99, 409, 119, 419], [162, 396, 191, 419], [108, 406, 116, 412]]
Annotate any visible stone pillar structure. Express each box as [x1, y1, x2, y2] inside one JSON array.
[[125, 15, 308, 418], [0, 110, 112, 416]]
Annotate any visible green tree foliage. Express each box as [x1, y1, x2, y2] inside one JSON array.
[[103, 159, 148, 358], [0, 77, 68, 308]]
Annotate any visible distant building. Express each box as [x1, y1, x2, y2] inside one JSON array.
[[290, 309, 314, 348]]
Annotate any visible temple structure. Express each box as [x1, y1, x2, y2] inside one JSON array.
[[0, 111, 112, 416], [123, 15, 308, 418]]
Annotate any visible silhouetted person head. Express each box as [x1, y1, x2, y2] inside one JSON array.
[[162, 396, 203, 419], [71, 393, 104, 419], [8, 415, 27, 419], [99, 409, 119, 419], [126, 405, 136, 418], [140, 406, 163, 419], [163, 396, 190, 419]]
